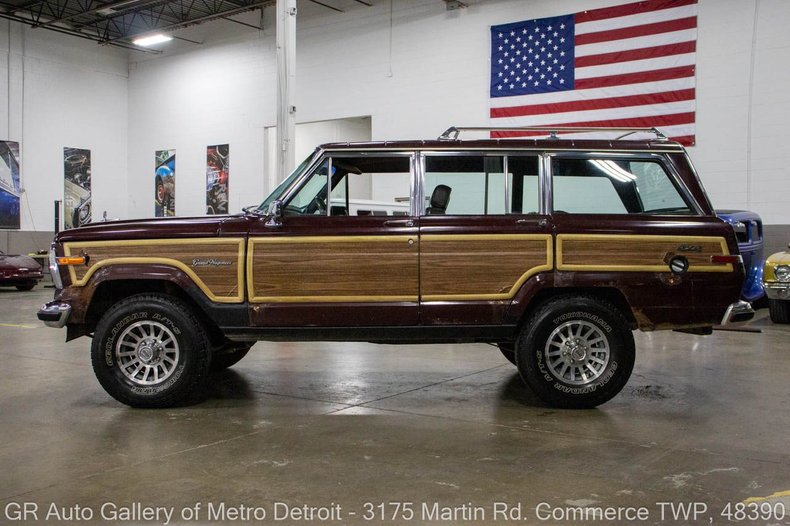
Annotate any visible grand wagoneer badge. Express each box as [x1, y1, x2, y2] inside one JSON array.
[[191, 258, 232, 267]]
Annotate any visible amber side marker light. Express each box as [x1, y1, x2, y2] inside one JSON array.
[[57, 256, 87, 265], [710, 255, 742, 265]]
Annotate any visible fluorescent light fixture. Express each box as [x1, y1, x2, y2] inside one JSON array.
[[133, 34, 173, 47]]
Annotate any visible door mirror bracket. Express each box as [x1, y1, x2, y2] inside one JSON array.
[[265, 200, 283, 227]]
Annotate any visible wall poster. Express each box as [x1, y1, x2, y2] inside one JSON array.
[[0, 141, 21, 229], [64, 147, 91, 229], [206, 144, 229, 215], [155, 149, 176, 217]]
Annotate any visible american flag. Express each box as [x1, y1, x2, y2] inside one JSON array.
[[490, 0, 697, 145]]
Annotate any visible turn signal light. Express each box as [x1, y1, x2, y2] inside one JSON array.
[[56, 256, 87, 265]]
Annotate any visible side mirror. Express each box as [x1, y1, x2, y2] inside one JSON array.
[[265, 200, 283, 227]]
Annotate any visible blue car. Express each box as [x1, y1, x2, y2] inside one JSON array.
[[717, 210, 765, 303]]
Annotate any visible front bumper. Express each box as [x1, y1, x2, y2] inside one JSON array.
[[0, 272, 43, 284], [764, 282, 790, 301], [37, 302, 72, 328], [720, 300, 755, 326]]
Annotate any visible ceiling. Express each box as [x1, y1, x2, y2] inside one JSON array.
[[0, 0, 377, 53]]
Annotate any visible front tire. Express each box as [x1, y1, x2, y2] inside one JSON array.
[[516, 296, 635, 409], [768, 299, 790, 324], [91, 293, 211, 408], [16, 283, 36, 291]]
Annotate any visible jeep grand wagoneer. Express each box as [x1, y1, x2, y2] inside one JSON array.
[[39, 126, 753, 409]]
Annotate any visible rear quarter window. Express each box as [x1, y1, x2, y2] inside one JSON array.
[[551, 157, 693, 215]]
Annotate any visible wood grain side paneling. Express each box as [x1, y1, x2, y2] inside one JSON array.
[[420, 234, 553, 300], [249, 236, 418, 302], [63, 238, 245, 302], [557, 234, 731, 272]]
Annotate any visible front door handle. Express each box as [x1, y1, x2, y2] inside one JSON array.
[[384, 219, 414, 227]]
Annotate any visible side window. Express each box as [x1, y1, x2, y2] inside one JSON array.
[[424, 156, 504, 215], [629, 161, 690, 213], [284, 155, 411, 216], [551, 157, 693, 215]]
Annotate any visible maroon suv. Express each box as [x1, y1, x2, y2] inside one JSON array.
[[38, 127, 752, 409]]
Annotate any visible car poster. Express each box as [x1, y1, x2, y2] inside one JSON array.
[[155, 149, 175, 217], [206, 144, 229, 215], [64, 147, 91, 230], [0, 140, 20, 229]]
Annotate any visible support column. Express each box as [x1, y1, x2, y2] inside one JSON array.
[[275, 0, 297, 182]]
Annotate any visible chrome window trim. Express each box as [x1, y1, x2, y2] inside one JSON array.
[[411, 154, 420, 217], [503, 155, 510, 214], [540, 154, 551, 216], [417, 152, 426, 216], [276, 148, 327, 207], [325, 157, 333, 216]]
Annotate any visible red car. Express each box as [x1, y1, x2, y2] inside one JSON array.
[[0, 250, 43, 291]]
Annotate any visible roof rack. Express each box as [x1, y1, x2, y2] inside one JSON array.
[[438, 126, 668, 141]]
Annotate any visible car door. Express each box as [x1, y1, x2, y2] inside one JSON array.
[[247, 151, 419, 327], [418, 152, 553, 326]]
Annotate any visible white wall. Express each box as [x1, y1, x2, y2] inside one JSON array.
[[127, 25, 274, 218], [0, 21, 128, 232], [2, 0, 788, 230], [123, 0, 790, 226]]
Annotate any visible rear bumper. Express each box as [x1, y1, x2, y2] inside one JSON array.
[[720, 300, 755, 326], [37, 302, 72, 328]]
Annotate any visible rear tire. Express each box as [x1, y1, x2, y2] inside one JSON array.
[[516, 296, 635, 409], [91, 293, 211, 408], [211, 342, 253, 371], [768, 299, 790, 324], [15, 283, 36, 291], [497, 342, 517, 366]]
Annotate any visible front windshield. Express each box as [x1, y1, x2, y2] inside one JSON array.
[[255, 152, 317, 213]]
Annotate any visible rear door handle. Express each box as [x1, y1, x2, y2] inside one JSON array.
[[384, 219, 414, 227], [516, 218, 548, 227]]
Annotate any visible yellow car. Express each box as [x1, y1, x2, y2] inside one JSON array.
[[764, 247, 790, 323]]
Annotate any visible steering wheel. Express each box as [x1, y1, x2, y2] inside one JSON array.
[[309, 195, 327, 215]]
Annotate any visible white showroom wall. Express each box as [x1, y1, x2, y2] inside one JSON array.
[[125, 0, 790, 228], [127, 27, 274, 217], [0, 21, 128, 235]]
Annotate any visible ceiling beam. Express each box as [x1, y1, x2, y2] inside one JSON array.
[[101, 0, 272, 43], [306, 0, 341, 13], [32, 0, 154, 28], [0, 10, 161, 51]]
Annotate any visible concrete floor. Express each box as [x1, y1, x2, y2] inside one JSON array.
[[1, 288, 789, 525]]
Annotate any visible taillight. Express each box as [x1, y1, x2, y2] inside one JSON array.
[[710, 255, 743, 265]]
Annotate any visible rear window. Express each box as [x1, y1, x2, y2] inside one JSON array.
[[552, 157, 693, 215]]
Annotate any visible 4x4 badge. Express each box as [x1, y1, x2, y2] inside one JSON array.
[[677, 244, 703, 253]]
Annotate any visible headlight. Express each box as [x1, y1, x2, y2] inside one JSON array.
[[776, 265, 790, 282], [49, 244, 63, 289]]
